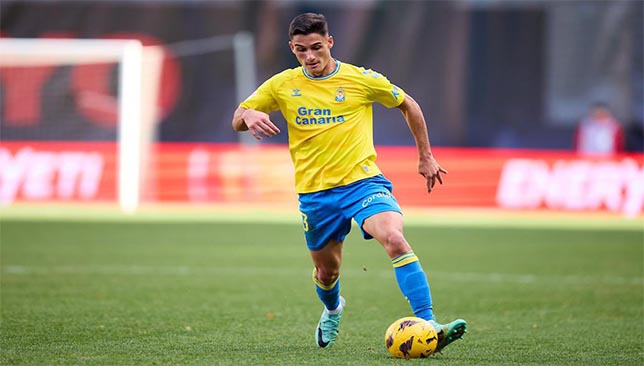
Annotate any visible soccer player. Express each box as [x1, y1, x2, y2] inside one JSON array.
[[574, 102, 625, 156], [232, 13, 466, 352]]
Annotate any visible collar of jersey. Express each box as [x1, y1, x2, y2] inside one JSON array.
[[302, 59, 340, 80]]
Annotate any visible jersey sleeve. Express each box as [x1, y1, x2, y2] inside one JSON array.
[[239, 76, 280, 114], [363, 69, 406, 108]]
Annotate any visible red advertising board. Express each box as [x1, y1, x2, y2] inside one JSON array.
[[1, 142, 642, 217], [0, 142, 117, 203]]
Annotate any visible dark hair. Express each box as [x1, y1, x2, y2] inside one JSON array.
[[591, 101, 609, 110], [289, 13, 328, 39]]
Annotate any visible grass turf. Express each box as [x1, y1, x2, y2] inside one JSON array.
[[1, 219, 642, 365]]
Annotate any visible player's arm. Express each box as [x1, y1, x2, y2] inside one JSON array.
[[231, 107, 281, 140], [397, 94, 448, 193], [232, 74, 281, 140]]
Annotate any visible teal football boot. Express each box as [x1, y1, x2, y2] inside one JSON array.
[[315, 296, 346, 348], [430, 318, 467, 353]]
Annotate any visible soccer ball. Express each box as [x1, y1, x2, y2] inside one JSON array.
[[384, 317, 438, 359]]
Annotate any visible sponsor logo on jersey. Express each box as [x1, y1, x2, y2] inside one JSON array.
[[295, 106, 346, 125]]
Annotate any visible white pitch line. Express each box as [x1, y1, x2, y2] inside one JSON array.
[[3, 265, 642, 286]]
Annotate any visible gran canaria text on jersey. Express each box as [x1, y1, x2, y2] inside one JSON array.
[[295, 106, 346, 125]]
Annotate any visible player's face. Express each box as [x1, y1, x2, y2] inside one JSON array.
[[289, 33, 335, 77], [591, 107, 610, 120]]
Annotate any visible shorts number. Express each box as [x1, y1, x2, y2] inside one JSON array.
[[300, 212, 309, 232]]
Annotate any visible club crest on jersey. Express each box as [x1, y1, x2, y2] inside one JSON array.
[[292, 89, 302, 97], [335, 87, 345, 102]]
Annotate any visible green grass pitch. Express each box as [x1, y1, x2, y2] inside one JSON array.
[[1, 215, 642, 365]]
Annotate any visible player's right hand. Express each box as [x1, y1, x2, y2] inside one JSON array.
[[243, 109, 281, 140]]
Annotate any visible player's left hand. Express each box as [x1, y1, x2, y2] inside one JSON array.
[[419, 155, 448, 193]]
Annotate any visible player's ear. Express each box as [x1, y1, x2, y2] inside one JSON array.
[[327, 35, 334, 49], [288, 41, 296, 54]]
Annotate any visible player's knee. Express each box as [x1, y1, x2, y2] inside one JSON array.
[[383, 231, 411, 257], [316, 267, 340, 286]]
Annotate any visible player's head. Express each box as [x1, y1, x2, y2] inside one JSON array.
[[590, 101, 611, 119], [288, 13, 335, 77]]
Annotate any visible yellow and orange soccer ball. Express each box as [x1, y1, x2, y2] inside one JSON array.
[[384, 317, 439, 359]]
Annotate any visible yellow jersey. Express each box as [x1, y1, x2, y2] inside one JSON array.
[[240, 60, 405, 193]]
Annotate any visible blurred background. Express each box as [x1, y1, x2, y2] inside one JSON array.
[[2, 0, 643, 148], [0, 0, 642, 217], [2, 3, 642, 365]]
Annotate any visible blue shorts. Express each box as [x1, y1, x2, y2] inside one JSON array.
[[298, 175, 402, 251]]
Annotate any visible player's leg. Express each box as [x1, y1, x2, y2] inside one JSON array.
[[310, 239, 343, 312], [348, 175, 466, 353], [362, 211, 434, 321], [299, 190, 351, 348], [362, 211, 467, 353], [339, 177, 432, 317], [310, 240, 347, 348]]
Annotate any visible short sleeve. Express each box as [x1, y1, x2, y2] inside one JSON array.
[[363, 69, 406, 108], [239, 76, 280, 114]]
